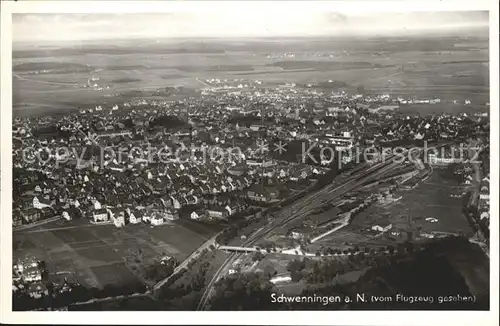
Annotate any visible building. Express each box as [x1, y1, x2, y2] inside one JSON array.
[[291, 231, 303, 240], [190, 209, 205, 220], [92, 208, 109, 224], [21, 208, 41, 224], [270, 274, 292, 284], [13, 212, 23, 227], [112, 210, 126, 228], [372, 223, 392, 232], [479, 182, 490, 201], [427, 148, 463, 166], [150, 212, 164, 226], [224, 204, 242, 216], [206, 207, 229, 220], [247, 184, 279, 203], [164, 209, 179, 221], [62, 211, 71, 221], [141, 210, 151, 223], [23, 264, 42, 283], [126, 208, 142, 224], [33, 196, 52, 210], [325, 132, 354, 151], [62, 206, 83, 221], [28, 282, 48, 299], [40, 207, 57, 220]]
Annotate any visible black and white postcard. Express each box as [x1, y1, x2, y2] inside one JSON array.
[[0, 1, 498, 325]]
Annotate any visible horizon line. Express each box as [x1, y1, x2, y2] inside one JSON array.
[[12, 25, 489, 46]]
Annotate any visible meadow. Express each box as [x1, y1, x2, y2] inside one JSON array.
[[313, 168, 475, 253], [13, 220, 218, 289]]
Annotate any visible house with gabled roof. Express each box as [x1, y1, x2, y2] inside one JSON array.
[[112, 209, 126, 228], [190, 209, 205, 220], [92, 208, 109, 224], [33, 196, 52, 210], [150, 212, 164, 226], [206, 206, 229, 220]]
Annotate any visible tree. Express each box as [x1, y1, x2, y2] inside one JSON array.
[[291, 270, 302, 282], [252, 251, 264, 262], [387, 245, 395, 254], [405, 241, 414, 253], [315, 251, 321, 257], [287, 259, 304, 273]]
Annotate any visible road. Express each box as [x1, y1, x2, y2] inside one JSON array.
[[196, 78, 212, 88], [16, 220, 113, 234], [309, 217, 350, 243], [13, 216, 61, 232], [197, 142, 456, 310], [70, 291, 150, 308], [196, 152, 410, 310]]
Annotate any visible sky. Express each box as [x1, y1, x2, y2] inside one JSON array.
[[13, 11, 489, 43]]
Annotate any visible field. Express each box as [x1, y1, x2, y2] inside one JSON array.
[[13, 35, 489, 116], [12, 220, 219, 289], [383, 170, 473, 235], [313, 168, 475, 251]]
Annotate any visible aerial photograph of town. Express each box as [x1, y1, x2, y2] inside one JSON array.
[[7, 8, 492, 313]]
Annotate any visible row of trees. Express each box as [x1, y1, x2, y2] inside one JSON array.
[[215, 211, 263, 245], [313, 244, 404, 258], [203, 236, 486, 311], [157, 250, 213, 309], [283, 242, 418, 284], [13, 281, 147, 311]]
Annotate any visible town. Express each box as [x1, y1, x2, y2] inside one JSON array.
[[12, 79, 490, 308], [6, 7, 493, 315]]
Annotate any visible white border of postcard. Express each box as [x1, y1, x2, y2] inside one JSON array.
[[1, 1, 498, 325]]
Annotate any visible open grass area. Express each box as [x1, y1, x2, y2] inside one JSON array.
[[52, 228, 100, 243], [315, 168, 474, 252], [91, 263, 142, 288], [385, 170, 473, 235]]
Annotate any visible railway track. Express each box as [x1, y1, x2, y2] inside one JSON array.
[[197, 154, 406, 310]]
